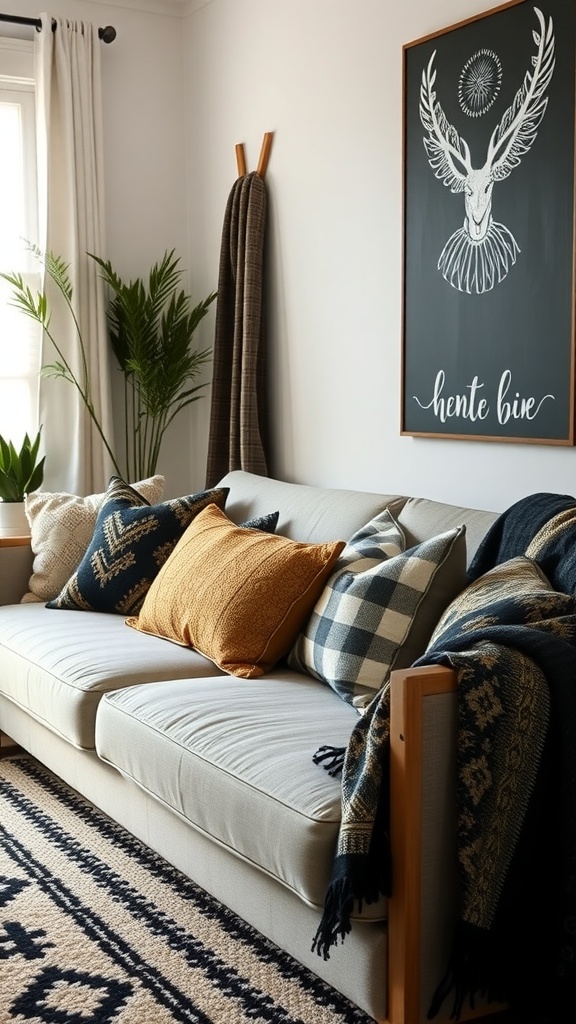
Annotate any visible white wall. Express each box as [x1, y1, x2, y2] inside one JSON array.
[[184, 0, 576, 513], [3, 0, 574, 512]]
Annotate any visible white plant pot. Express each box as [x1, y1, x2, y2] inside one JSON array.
[[0, 501, 29, 538]]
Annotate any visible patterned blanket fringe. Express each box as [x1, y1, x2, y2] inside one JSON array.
[[312, 745, 346, 777], [312, 849, 391, 962], [311, 876, 354, 960]]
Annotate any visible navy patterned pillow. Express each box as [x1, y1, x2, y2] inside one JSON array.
[[241, 511, 279, 533], [46, 476, 229, 615]]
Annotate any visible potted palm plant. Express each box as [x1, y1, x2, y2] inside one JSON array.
[[90, 250, 216, 480], [1, 247, 216, 481], [0, 428, 45, 536]]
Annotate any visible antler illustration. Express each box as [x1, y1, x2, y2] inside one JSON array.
[[420, 54, 473, 194], [419, 6, 555, 293], [488, 7, 555, 180]]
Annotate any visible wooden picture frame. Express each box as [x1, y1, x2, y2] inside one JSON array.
[[401, 0, 576, 444]]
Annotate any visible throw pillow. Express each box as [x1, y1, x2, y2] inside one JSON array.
[[46, 482, 229, 616], [22, 474, 165, 603], [126, 503, 345, 678], [240, 510, 279, 533], [426, 554, 573, 650], [288, 509, 467, 708]]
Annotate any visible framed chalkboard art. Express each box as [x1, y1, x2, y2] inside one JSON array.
[[401, 0, 576, 444]]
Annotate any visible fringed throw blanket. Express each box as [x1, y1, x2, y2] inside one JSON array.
[[311, 684, 392, 958], [415, 555, 576, 1022], [315, 502, 576, 1022]]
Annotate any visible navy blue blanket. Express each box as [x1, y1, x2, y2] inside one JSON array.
[[468, 491, 576, 584], [419, 632, 576, 1021], [415, 553, 576, 1023]]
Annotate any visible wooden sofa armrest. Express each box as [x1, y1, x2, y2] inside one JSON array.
[[387, 663, 458, 1024], [0, 538, 33, 605], [387, 665, 504, 1024]]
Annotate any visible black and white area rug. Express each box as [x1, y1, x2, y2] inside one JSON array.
[[0, 756, 374, 1024]]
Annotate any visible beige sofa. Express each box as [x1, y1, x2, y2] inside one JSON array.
[[0, 470, 500, 1024]]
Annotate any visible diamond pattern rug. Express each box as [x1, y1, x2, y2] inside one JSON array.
[[0, 756, 373, 1024]]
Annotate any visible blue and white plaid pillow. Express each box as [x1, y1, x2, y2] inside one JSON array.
[[288, 509, 466, 708]]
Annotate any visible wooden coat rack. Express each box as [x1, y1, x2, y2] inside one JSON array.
[[235, 132, 274, 179]]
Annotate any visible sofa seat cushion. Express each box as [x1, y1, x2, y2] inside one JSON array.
[[95, 670, 388, 920], [0, 603, 222, 749]]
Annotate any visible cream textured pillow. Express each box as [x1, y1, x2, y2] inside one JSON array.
[[126, 503, 345, 678], [22, 475, 165, 603]]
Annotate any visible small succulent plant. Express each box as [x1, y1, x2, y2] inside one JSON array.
[[0, 428, 45, 502]]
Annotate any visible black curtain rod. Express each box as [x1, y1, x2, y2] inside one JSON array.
[[0, 13, 116, 43]]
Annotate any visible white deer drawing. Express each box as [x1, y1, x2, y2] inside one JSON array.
[[419, 6, 556, 294]]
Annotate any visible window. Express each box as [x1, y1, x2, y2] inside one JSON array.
[[0, 38, 41, 444]]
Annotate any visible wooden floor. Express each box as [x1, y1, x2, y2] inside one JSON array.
[[0, 732, 25, 758]]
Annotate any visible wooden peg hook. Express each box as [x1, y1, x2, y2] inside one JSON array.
[[235, 132, 274, 179], [235, 143, 247, 177], [256, 132, 273, 177]]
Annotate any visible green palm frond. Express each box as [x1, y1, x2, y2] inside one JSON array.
[[0, 272, 51, 329], [40, 361, 71, 380], [26, 242, 74, 303]]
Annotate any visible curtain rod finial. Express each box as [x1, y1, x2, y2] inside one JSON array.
[[98, 26, 117, 43]]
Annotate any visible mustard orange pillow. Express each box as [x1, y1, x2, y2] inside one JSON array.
[[126, 504, 345, 678]]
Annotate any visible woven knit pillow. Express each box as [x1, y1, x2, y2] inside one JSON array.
[[126, 503, 345, 678], [46, 480, 229, 615], [22, 475, 166, 603], [288, 509, 467, 708]]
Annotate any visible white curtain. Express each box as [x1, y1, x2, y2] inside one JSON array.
[[34, 14, 114, 494]]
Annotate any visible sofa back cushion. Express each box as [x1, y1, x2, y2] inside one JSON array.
[[218, 472, 498, 568], [218, 470, 408, 544], [397, 497, 498, 566]]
